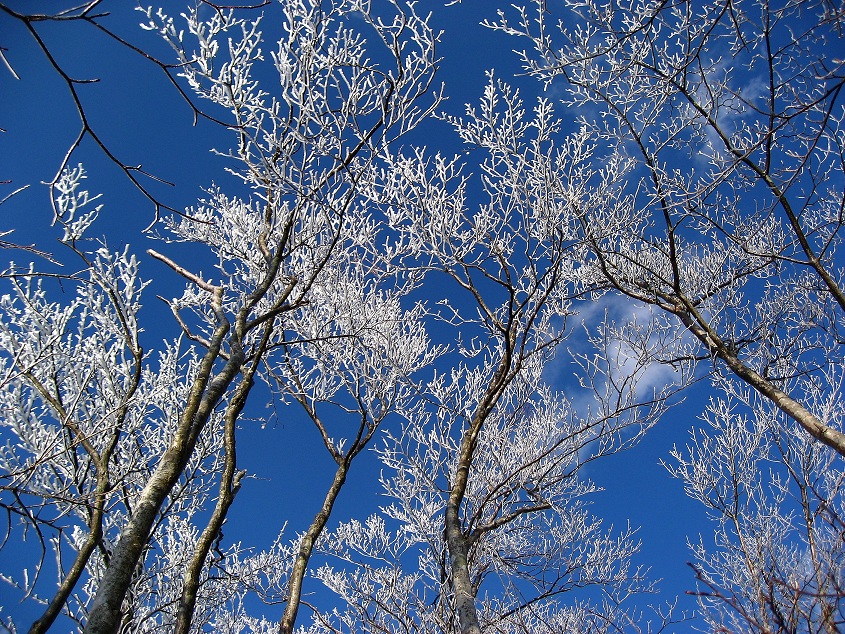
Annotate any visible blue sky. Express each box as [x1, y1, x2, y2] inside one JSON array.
[[0, 1, 719, 629]]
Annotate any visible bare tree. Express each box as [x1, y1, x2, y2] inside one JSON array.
[[481, 0, 845, 630], [0, 166, 288, 633], [1, 0, 439, 632], [486, 0, 845, 456], [298, 76, 693, 634], [668, 382, 845, 633], [266, 239, 441, 634]]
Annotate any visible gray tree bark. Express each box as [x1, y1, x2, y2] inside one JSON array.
[[85, 314, 242, 634], [445, 342, 517, 634], [279, 460, 350, 634]]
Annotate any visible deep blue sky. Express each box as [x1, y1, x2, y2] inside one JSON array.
[[0, 1, 712, 629]]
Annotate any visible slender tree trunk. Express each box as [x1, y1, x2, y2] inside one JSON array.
[[722, 353, 845, 455], [30, 364, 138, 634], [173, 376, 252, 634], [174, 320, 276, 633], [29, 499, 104, 634], [445, 403, 486, 634], [674, 307, 845, 456], [279, 461, 349, 633], [279, 460, 350, 634], [445, 502, 482, 634], [444, 346, 515, 634], [85, 325, 242, 634]]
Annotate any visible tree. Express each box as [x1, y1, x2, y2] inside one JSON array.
[[1, 0, 440, 631], [668, 383, 845, 634], [265, 226, 440, 634], [484, 0, 845, 630], [1, 166, 290, 633], [4, 0, 842, 632], [297, 77, 693, 633], [487, 0, 845, 455]]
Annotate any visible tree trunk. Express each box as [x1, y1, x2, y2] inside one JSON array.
[[445, 502, 482, 634], [279, 460, 350, 634], [85, 448, 196, 633], [675, 307, 845, 456], [29, 508, 103, 634], [444, 347, 515, 634], [85, 328, 241, 634], [174, 371, 254, 634]]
